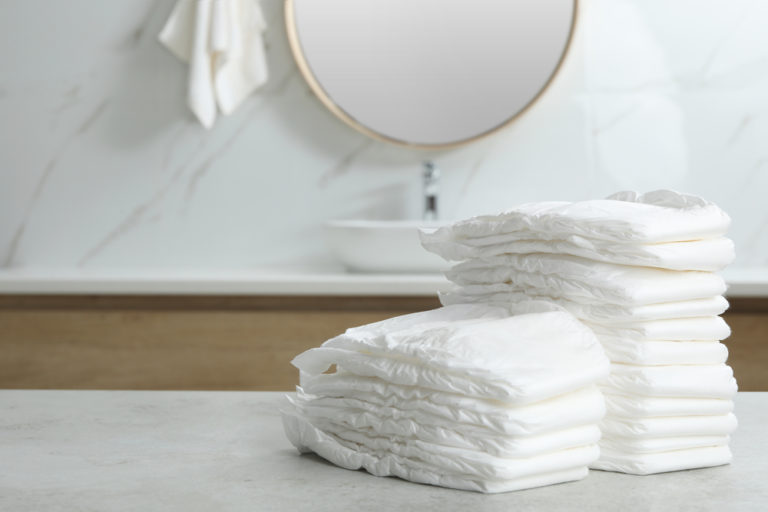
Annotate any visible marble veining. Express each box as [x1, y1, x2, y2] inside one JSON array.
[[1, 0, 768, 271], [317, 139, 376, 188], [2, 97, 113, 266]]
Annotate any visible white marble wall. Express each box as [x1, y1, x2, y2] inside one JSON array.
[[1, 0, 767, 271]]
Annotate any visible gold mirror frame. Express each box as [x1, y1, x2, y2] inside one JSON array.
[[285, 0, 578, 150]]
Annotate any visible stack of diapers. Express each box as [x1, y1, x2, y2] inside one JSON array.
[[420, 190, 738, 475], [282, 302, 610, 493]]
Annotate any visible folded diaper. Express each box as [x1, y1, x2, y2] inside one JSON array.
[[283, 303, 610, 492], [586, 316, 731, 341], [295, 385, 605, 438], [283, 410, 595, 493], [291, 385, 605, 458], [423, 190, 731, 245], [439, 291, 729, 324], [306, 407, 604, 458], [600, 413, 738, 438], [299, 375, 604, 457], [602, 392, 735, 417], [424, 234, 734, 271], [294, 305, 610, 405], [420, 198, 735, 271], [604, 363, 737, 399], [599, 435, 729, 454], [310, 422, 601, 483], [328, 302, 510, 342], [446, 254, 726, 305], [591, 445, 732, 475], [420, 190, 734, 270], [598, 337, 728, 365]]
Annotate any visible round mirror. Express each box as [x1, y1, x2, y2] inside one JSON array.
[[286, 0, 577, 149]]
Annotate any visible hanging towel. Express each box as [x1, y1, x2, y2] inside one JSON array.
[[159, 0, 269, 128]]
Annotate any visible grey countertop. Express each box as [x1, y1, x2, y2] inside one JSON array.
[[1, 391, 766, 511]]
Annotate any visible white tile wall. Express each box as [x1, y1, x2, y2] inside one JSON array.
[[1, 0, 767, 271]]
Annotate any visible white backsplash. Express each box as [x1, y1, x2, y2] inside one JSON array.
[[1, 0, 767, 270]]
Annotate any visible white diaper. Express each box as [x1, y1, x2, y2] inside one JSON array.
[[422, 190, 731, 245], [602, 392, 734, 417], [283, 304, 610, 492], [446, 253, 726, 305], [439, 292, 729, 324], [296, 385, 604, 437], [600, 413, 738, 438], [294, 305, 609, 405], [598, 337, 728, 365], [332, 302, 511, 342], [599, 435, 729, 454], [298, 379, 605, 436], [424, 235, 734, 271], [591, 445, 732, 475], [604, 363, 737, 399], [284, 409, 594, 493], [312, 415, 603, 459], [587, 316, 731, 341], [420, 191, 734, 270]]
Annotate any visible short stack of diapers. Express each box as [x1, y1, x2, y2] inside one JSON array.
[[420, 190, 738, 475], [282, 303, 610, 492]]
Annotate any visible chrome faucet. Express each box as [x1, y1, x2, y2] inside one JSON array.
[[423, 161, 440, 221]]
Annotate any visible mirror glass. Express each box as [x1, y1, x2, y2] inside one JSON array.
[[286, 0, 576, 148]]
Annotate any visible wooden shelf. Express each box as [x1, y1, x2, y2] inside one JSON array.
[[1, 294, 765, 391]]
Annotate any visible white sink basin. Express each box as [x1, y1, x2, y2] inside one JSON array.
[[324, 220, 450, 274]]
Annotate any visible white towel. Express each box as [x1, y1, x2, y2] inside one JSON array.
[[159, 0, 269, 128]]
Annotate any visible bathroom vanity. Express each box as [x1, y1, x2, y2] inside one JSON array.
[[0, 268, 767, 391]]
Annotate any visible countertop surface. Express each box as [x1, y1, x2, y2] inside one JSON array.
[[1, 391, 766, 511], [0, 266, 767, 297], [0, 267, 449, 296]]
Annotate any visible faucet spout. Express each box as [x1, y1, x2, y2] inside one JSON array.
[[423, 161, 440, 222]]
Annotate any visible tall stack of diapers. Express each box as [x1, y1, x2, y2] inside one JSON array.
[[421, 190, 738, 475], [282, 303, 610, 492]]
